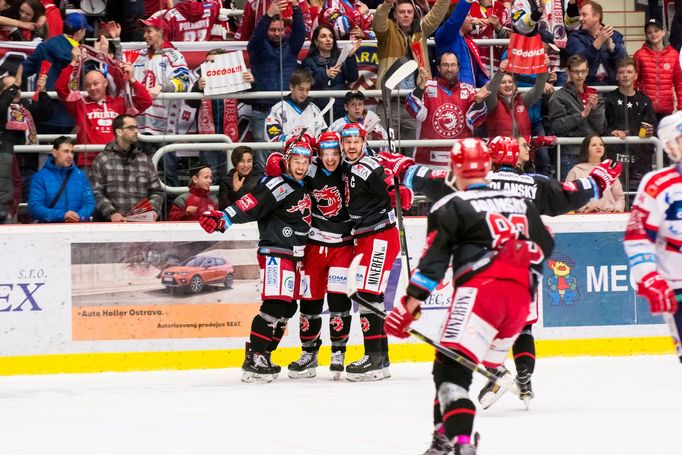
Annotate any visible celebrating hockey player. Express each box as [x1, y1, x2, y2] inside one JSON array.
[[198, 143, 313, 383], [265, 132, 356, 379], [624, 111, 682, 362], [340, 122, 407, 381], [383, 138, 555, 455]]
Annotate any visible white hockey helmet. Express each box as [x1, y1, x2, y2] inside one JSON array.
[[657, 111, 682, 163]]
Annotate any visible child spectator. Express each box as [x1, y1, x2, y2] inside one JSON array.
[[168, 163, 218, 221], [633, 18, 682, 123], [328, 90, 389, 149], [265, 69, 327, 144]]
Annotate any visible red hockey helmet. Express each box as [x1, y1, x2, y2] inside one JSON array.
[[340, 122, 367, 139], [450, 138, 491, 179], [285, 142, 313, 160], [317, 131, 340, 151], [488, 136, 520, 167]]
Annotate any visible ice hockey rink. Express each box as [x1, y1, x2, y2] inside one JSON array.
[[2, 354, 680, 455]]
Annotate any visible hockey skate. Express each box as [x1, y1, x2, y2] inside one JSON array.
[[345, 352, 384, 382], [330, 351, 345, 381], [516, 367, 534, 409], [264, 351, 280, 379], [454, 433, 480, 455], [287, 350, 318, 379], [241, 345, 276, 383], [382, 352, 391, 379], [422, 428, 453, 455], [477, 366, 513, 410]]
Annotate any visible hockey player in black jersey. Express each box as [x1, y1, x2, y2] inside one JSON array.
[[478, 136, 622, 408], [384, 138, 555, 455], [340, 122, 410, 381], [199, 143, 313, 383], [264, 132, 356, 379]]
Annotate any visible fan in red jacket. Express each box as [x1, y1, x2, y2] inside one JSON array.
[[633, 18, 682, 118], [169, 163, 218, 221], [55, 47, 153, 168], [469, 0, 510, 72]]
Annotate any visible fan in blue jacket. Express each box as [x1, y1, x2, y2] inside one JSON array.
[[28, 136, 95, 223], [564, 2, 626, 86], [434, 0, 490, 88]]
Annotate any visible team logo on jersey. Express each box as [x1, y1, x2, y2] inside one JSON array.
[[433, 103, 464, 138], [143, 70, 157, 88], [545, 252, 579, 306], [300, 316, 310, 332], [287, 193, 313, 226], [312, 185, 342, 218], [236, 194, 258, 212], [330, 315, 344, 332], [360, 316, 370, 332]]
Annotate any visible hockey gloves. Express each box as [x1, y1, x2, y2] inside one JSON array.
[[638, 271, 678, 314], [264, 152, 284, 177], [384, 170, 414, 211], [389, 185, 414, 211], [377, 151, 415, 180], [589, 159, 622, 197], [385, 296, 420, 339], [199, 209, 229, 234]]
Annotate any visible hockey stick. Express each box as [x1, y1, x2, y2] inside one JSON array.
[[380, 58, 418, 282], [287, 97, 335, 148], [347, 254, 519, 394], [664, 293, 682, 362]]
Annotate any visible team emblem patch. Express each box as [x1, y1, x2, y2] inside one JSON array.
[[433, 103, 464, 138]]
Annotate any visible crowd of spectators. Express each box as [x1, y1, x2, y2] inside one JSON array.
[[0, 0, 679, 223]]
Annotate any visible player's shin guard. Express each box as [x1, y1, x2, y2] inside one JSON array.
[[512, 325, 536, 375], [249, 312, 278, 354], [299, 300, 323, 352], [328, 294, 352, 380], [513, 325, 536, 402], [328, 294, 352, 353], [439, 383, 476, 443]]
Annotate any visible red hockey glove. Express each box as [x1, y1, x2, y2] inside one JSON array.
[[199, 209, 228, 234], [638, 272, 678, 314], [377, 151, 415, 180], [389, 185, 414, 211], [385, 296, 420, 339], [265, 152, 284, 177], [589, 159, 622, 196]]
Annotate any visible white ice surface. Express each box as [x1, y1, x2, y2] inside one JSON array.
[[1, 355, 681, 455]]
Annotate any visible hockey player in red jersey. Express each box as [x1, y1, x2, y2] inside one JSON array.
[[199, 143, 313, 383], [340, 122, 408, 381], [624, 111, 682, 362], [384, 138, 555, 455], [264, 132, 356, 379]]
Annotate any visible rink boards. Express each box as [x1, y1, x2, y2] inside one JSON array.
[[0, 214, 674, 375]]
